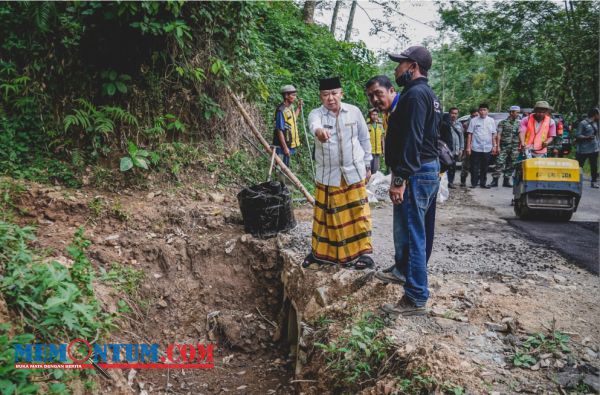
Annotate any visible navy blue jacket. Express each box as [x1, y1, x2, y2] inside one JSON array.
[[385, 77, 441, 178]]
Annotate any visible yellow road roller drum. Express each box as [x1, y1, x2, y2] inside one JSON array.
[[513, 157, 582, 221]]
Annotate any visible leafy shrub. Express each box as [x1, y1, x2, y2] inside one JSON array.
[[315, 312, 395, 388], [0, 326, 39, 395], [100, 70, 131, 96], [63, 99, 138, 159], [0, 223, 113, 341], [120, 141, 158, 172]]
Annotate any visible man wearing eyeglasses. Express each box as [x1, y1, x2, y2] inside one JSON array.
[[303, 77, 374, 270]]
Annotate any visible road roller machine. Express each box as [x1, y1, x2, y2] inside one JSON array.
[[513, 156, 582, 221]]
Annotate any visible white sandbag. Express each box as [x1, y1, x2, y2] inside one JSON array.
[[437, 172, 449, 203], [366, 171, 391, 202], [367, 188, 378, 203]]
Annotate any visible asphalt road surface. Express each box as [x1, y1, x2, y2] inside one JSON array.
[[465, 175, 599, 274]]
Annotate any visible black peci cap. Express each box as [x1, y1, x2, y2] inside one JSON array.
[[319, 77, 342, 91]]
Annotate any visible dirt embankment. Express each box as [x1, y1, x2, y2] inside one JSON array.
[[4, 175, 599, 394], [279, 187, 600, 394], [5, 174, 296, 394]]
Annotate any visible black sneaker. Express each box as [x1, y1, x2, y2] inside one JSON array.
[[592, 182, 599, 189], [469, 185, 477, 188], [448, 183, 456, 189], [459, 182, 466, 187], [381, 295, 427, 316], [480, 185, 491, 189], [374, 270, 406, 285]]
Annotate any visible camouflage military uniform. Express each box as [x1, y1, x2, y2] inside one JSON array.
[[492, 118, 520, 178], [547, 120, 564, 157]]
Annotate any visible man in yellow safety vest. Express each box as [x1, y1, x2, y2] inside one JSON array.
[[367, 108, 385, 173], [273, 85, 303, 167]]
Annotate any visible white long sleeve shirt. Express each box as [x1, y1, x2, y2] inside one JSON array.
[[308, 103, 372, 187]]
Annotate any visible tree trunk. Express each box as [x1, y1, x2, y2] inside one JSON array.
[[344, 0, 357, 42], [302, 1, 317, 24], [330, 0, 342, 34], [497, 65, 508, 112]]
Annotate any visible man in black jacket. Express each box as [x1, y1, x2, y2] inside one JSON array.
[[374, 45, 441, 317]]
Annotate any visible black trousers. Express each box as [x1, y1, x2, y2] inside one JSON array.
[[576, 151, 599, 182], [470, 151, 491, 187], [447, 164, 456, 184]]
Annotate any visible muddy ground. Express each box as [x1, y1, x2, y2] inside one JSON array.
[[3, 173, 599, 394]]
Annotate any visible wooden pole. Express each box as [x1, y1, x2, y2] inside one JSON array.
[[227, 87, 315, 205], [267, 146, 277, 181]]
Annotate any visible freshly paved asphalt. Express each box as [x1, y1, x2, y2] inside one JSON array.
[[463, 175, 599, 274]]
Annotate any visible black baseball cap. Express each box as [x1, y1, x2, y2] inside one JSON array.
[[388, 46, 432, 71]]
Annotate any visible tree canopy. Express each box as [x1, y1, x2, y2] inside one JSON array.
[[433, 0, 599, 115], [0, 1, 377, 187]]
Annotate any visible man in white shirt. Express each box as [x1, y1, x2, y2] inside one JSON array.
[[466, 103, 497, 188], [303, 77, 374, 269]]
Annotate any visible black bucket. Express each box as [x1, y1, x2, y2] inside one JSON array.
[[237, 181, 297, 238]]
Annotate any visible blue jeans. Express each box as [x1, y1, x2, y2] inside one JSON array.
[[392, 160, 440, 306], [276, 147, 296, 167]]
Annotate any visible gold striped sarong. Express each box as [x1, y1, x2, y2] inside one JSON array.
[[311, 179, 372, 264]]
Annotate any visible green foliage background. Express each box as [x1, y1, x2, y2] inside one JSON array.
[[0, 1, 377, 188], [429, 0, 599, 115], [0, 2, 380, 392]]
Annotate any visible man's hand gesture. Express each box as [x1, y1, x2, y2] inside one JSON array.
[[316, 128, 331, 143]]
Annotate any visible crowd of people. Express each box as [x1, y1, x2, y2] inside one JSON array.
[[269, 44, 599, 317]]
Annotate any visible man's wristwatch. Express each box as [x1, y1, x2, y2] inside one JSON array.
[[393, 175, 406, 187]]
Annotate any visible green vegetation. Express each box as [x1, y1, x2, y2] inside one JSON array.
[[0, 222, 115, 393], [0, 179, 26, 221], [397, 366, 465, 395], [0, 1, 377, 191], [313, 312, 467, 393], [510, 330, 571, 368], [431, 1, 599, 115], [99, 262, 144, 295], [0, 224, 114, 340], [119, 141, 158, 172], [315, 312, 396, 389]]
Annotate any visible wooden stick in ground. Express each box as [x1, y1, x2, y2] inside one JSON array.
[[267, 146, 277, 181], [227, 87, 315, 205]]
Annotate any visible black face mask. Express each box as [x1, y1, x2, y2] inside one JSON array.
[[395, 64, 415, 86]]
